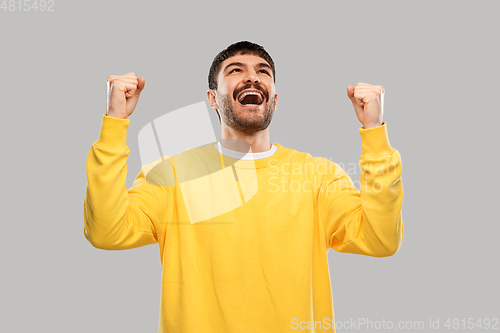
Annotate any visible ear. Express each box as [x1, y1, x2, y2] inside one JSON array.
[[206, 89, 219, 109], [274, 93, 278, 111]]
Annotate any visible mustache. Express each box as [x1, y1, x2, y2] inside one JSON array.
[[233, 84, 269, 102]]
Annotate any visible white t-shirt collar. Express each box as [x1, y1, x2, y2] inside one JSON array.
[[214, 142, 277, 160]]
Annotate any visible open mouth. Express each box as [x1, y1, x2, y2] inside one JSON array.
[[237, 90, 264, 107]]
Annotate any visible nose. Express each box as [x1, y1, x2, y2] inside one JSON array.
[[244, 70, 260, 84]]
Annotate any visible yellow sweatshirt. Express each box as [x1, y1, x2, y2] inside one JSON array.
[[83, 115, 404, 333]]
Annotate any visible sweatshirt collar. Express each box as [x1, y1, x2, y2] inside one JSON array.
[[206, 142, 285, 169]]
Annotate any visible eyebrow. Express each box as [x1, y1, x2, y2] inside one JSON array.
[[223, 62, 273, 75]]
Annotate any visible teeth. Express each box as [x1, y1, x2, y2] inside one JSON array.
[[238, 91, 263, 103]]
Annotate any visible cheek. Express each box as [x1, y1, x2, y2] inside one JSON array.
[[221, 78, 238, 91], [263, 80, 275, 93], [221, 87, 237, 100]]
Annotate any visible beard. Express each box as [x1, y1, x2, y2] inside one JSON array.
[[217, 92, 276, 135]]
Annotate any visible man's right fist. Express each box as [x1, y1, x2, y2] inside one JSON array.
[[106, 73, 145, 119]]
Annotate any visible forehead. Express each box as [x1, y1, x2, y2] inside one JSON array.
[[219, 53, 271, 75]]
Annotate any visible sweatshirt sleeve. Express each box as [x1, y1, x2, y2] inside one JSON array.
[[83, 115, 170, 250], [321, 122, 404, 257]]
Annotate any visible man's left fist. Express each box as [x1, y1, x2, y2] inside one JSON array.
[[347, 83, 384, 129]]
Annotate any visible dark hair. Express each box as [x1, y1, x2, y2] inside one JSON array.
[[208, 41, 276, 90]]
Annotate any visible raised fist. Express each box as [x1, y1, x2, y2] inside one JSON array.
[[106, 72, 145, 119], [347, 82, 384, 129]]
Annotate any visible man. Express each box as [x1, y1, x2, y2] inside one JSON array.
[[84, 41, 403, 332]]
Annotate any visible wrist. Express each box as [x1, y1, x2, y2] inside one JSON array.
[[105, 112, 128, 119], [363, 121, 384, 129]]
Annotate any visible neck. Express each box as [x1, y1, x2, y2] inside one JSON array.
[[220, 124, 272, 153]]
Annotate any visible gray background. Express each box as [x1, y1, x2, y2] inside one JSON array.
[[1, 1, 499, 332]]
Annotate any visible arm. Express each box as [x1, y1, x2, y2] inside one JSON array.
[[83, 73, 169, 250], [321, 83, 403, 257], [321, 123, 403, 257], [83, 115, 168, 250]]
